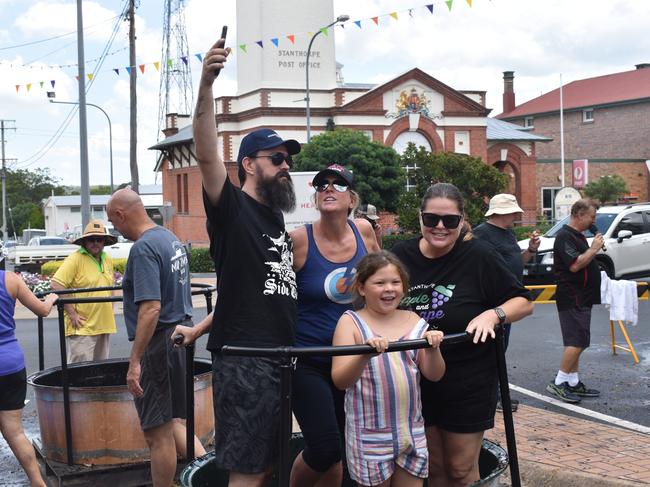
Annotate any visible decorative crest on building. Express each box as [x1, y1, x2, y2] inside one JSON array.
[[387, 87, 439, 120]]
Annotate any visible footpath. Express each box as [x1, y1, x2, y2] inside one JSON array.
[[15, 276, 650, 486], [487, 405, 650, 486]]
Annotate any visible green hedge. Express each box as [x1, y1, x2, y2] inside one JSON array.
[[382, 233, 417, 250], [189, 247, 215, 273]]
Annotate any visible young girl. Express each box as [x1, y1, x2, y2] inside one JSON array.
[[332, 251, 445, 487]]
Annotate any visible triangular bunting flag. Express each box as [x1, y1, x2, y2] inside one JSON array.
[[125, 66, 132, 75], [87, 73, 94, 81], [50, 80, 55, 88], [195, 53, 203, 62], [113, 68, 120, 76], [239, 44, 247, 52], [466, 0, 472, 5], [390, 12, 398, 20], [139, 64, 145, 74], [75, 75, 79, 80], [426, 4, 434, 13], [39, 81, 44, 88], [320, 27, 328, 36], [287, 35, 295, 44], [256, 40, 263, 48], [15, 85, 19, 92], [354, 20, 361, 28], [167, 59, 173, 68], [26, 83, 32, 92], [271, 38, 279, 47], [181, 56, 188, 65], [153, 62, 160, 71], [372, 16, 379, 25], [446, 0, 453, 11]]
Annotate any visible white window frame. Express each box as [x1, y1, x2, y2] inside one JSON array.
[[582, 108, 594, 123], [524, 116, 534, 129], [541, 186, 562, 222]]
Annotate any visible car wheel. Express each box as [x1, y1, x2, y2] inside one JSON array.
[[596, 258, 614, 278]]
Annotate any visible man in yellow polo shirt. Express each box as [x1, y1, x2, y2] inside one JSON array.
[[52, 220, 117, 362]]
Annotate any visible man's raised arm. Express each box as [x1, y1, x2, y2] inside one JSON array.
[[193, 36, 230, 206]]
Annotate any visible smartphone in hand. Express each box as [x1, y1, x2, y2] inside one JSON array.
[[215, 25, 228, 77]]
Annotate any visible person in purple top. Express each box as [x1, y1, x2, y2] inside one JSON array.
[[0, 270, 57, 487], [289, 164, 379, 487]]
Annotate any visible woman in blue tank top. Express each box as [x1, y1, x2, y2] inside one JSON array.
[[289, 165, 380, 486], [0, 270, 58, 487]]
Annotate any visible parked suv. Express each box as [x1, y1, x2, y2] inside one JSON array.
[[518, 203, 650, 284]]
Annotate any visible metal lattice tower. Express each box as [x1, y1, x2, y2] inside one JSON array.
[[157, 0, 193, 139]]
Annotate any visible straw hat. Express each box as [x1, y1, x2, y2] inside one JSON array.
[[485, 194, 524, 216], [73, 219, 117, 246]]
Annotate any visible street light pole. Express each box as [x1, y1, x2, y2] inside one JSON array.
[[305, 14, 349, 143], [49, 98, 114, 193]]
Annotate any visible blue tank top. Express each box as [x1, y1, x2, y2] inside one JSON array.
[[0, 271, 25, 376], [295, 221, 368, 356]]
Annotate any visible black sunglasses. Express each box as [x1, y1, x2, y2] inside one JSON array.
[[315, 180, 349, 193], [253, 152, 293, 168], [421, 213, 462, 229], [86, 236, 106, 243]]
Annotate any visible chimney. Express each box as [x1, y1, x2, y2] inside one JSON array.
[[502, 71, 515, 114], [635, 63, 650, 70]]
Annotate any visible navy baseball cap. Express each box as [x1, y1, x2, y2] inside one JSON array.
[[237, 128, 301, 165], [312, 164, 354, 188]]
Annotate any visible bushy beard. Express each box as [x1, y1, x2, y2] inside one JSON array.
[[257, 170, 296, 212]]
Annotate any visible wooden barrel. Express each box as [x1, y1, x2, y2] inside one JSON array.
[[28, 358, 214, 465]]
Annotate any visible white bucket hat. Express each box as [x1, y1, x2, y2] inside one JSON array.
[[485, 194, 524, 216]]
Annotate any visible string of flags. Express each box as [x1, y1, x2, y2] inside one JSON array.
[[9, 0, 477, 94]]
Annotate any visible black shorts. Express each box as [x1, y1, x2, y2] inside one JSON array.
[[558, 306, 592, 348], [292, 359, 345, 472], [212, 352, 281, 474], [0, 368, 27, 411], [134, 325, 188, 431], [421, 360, 497, 434]]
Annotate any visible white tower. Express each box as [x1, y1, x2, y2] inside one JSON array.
[[236, 0, 338, 94]]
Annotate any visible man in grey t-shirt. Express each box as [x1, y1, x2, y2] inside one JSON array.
[[107, 188, 203, 486]]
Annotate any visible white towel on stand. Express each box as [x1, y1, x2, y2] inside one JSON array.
[[600, 271, 638, 326]]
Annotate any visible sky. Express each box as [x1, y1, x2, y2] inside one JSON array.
[[0, 0, 649, 189]]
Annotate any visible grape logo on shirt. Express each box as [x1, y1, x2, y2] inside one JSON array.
[[263, 232, 298, 299], [401, 283, 455, 322], [323, 266, 356, 304]]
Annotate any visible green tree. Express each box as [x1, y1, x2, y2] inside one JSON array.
[[2, 168, 65, 238], [91, 185, 113, 195], [584, 175, 629, 205], [397, 145, 508, 232], [293, 128, 406, 212]]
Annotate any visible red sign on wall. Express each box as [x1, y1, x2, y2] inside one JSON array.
[[572, 159, 589, 189]]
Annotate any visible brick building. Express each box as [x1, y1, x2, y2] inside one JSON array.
[[498, 65, 650, 220], [150, 69, 550, 245]]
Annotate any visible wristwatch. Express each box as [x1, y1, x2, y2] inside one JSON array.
[[493, 307, 506, 325]]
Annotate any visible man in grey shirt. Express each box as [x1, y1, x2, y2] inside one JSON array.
[[107, 188, 203, 486]]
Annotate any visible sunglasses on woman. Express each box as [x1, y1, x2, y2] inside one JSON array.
[[421, 213, 462, 229], [253, 152, 293, 168], [314, 180, 349, 193]]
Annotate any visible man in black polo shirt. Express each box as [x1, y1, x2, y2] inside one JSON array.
[[546, 199, 604, 403], [474, 193, 540, 411]]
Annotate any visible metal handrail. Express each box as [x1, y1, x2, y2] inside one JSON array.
[[222, 328, 521, 487]]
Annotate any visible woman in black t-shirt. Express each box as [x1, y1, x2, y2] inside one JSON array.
[[392, 183, 533, 486]]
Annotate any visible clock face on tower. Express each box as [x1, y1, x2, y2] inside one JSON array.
[[391, 131, 432, 154]]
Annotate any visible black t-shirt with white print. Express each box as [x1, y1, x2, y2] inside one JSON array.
[[392, 236, 531, 368], [203, 178, 297, 351]]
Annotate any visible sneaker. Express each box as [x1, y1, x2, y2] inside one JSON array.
[[496, 399, 519, 412], [568, 381, 600, 397], [546, 381, 581, 403]]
